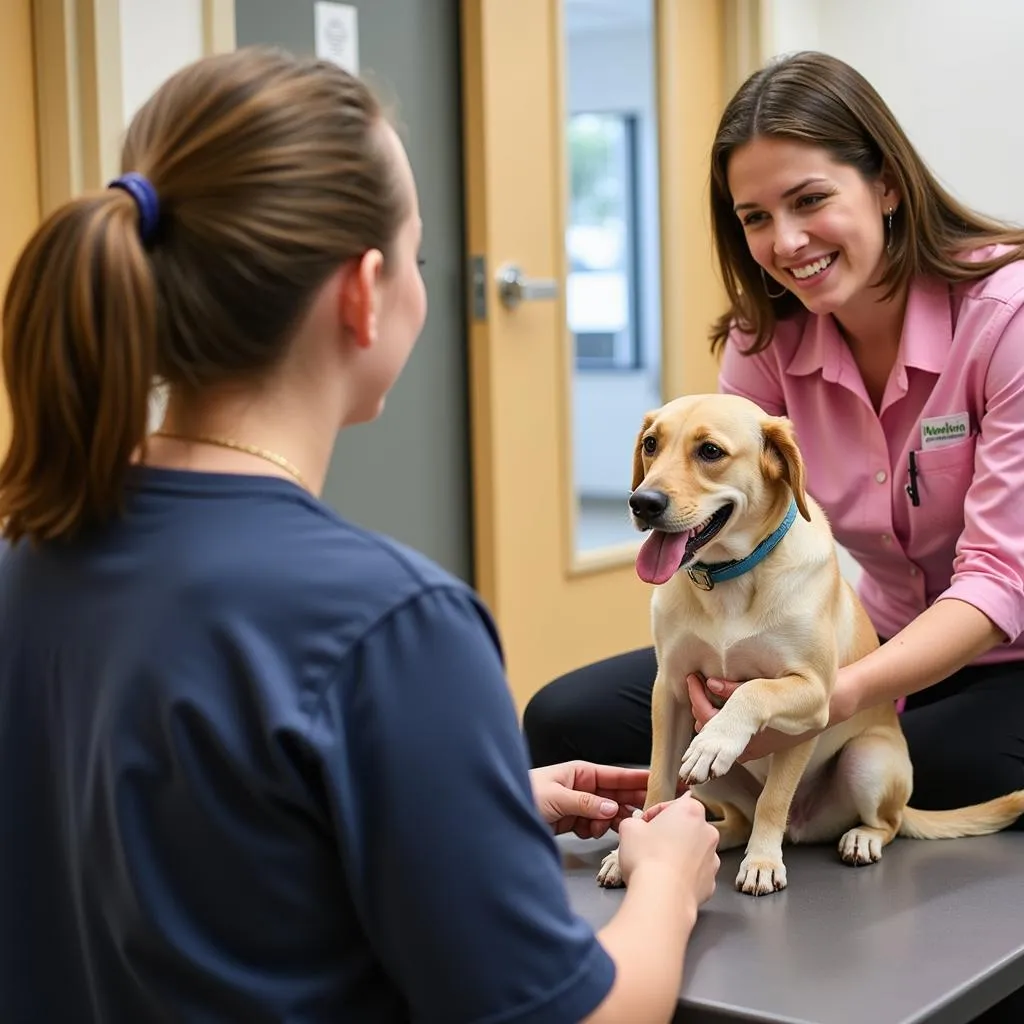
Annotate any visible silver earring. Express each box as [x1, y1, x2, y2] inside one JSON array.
[[886, 207, 895, 253], [760, 266, 787, 299]]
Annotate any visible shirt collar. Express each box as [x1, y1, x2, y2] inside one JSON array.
[[897, 276, 953, 374], [785, 314, 840, 378], [783, 276, 953, 380]]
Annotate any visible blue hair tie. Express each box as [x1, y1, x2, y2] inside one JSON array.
[[107, 171, 161, 245]]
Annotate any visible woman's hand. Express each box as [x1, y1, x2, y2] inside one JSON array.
[[529, 760, 650, 839], [685, 670, 860, 761], [615, 791, 721, 903]]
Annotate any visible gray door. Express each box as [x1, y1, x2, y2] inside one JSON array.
[[234, 0, 472, 581]]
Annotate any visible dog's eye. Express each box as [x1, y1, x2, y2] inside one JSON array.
[[698, 442, 725, 461], [642, 436, 657, 455]]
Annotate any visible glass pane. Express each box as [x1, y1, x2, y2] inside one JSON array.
[[563, 0, 662, 557]]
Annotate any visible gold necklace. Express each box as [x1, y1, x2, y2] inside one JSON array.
[[152, 431, 310, 491]]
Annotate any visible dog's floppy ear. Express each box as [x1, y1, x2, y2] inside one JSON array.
[[631, 413, 655, 492], [761, 416, 811, 521]]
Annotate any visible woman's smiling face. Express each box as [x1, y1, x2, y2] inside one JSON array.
[[727, 134, 900, 318]]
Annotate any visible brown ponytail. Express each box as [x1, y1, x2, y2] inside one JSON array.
[[0, 190, 156, 543], [0, 46, 403, 545]]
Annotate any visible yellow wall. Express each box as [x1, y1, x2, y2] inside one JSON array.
[[0, 0, 41, 455]]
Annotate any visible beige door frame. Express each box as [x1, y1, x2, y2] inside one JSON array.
[[0, 1, 41, 452]]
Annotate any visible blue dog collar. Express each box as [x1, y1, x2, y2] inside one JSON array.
[[686, 499, 799, 591]]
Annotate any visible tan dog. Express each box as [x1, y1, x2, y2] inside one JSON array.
[[597, 393, 1024, 896]]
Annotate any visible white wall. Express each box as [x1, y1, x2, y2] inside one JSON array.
[[119, 0, 205, 125], [766, 0, 1024, 227], [765, 0, 819, 56]]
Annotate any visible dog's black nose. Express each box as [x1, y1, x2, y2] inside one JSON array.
[[629, 489, 669, 521]]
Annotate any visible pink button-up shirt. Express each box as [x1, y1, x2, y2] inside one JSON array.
[[719, 247, 1024, 665]]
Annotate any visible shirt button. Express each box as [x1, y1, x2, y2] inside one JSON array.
[[909, 566, 919, 576], [881, 533, 892, 544], [875, 470, 887, 483]]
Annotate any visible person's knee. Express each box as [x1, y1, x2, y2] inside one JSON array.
[[523, 647, 657, 768], [904, 718, 1024, 811], [522, 677, 578, 768]]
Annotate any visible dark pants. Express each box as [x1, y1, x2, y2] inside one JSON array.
[[523, 648, 1024, 1022]]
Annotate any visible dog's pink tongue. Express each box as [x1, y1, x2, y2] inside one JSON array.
[[636, 530, 690, 584]]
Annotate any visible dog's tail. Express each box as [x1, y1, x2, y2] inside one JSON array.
[[898, 790, 1024, 840]]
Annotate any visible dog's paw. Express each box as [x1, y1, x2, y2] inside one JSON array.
[[596, 849, 625, 888], [838, 827, 884, 866], [679, 725, 746, 785], [736, 855, 788, 896]]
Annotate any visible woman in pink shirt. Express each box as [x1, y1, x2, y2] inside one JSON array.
[[526, 53, 1024, 844], [527, 50, 1024, 1018]]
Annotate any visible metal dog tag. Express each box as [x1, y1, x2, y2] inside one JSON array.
[[687, 567, 714, 591]]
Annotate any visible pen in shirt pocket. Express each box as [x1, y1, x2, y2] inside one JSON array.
[[905, 450, 920, 507]]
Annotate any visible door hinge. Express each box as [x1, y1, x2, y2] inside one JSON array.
[[469, 254, 487, 321]]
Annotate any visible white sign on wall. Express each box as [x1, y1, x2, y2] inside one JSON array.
[[314, 2, 359, 75]]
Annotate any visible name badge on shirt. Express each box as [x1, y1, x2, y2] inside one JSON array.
[[920, 412, 970, 450]]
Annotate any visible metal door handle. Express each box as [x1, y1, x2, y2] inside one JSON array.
[[496, 263, 559, 310]]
